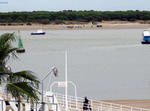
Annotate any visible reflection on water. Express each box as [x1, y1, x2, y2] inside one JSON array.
[[4, 29, 150, 100]]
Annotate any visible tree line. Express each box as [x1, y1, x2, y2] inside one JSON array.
[[0, 10, 150, 25]]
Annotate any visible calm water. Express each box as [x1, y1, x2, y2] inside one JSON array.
[[3, 29, 150, 100]]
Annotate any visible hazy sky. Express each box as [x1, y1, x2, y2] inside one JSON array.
[[0, 0, 150, 12]]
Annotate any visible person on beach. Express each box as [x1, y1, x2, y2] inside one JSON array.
[[83, 96, 91, 111]]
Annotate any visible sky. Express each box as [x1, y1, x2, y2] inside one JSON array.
[[0, 0, 150, 12]]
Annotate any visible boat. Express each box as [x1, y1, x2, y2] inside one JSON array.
[[141, 29, 150, 44], [31, 29, 46, 35], [16, 31, 25, 53]]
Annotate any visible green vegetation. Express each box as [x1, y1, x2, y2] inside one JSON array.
[[0, 33, 40, 110], [0, 10, 150, 25]]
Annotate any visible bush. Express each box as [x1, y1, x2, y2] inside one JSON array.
[[53, 20, 65, 24], [39, 19, 50, 24], [8, 23, 12, 26], [26, 22, 32, 25], [0, 23, 6, 26]]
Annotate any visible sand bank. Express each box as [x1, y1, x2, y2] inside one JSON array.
[[0, 23, 150, 31], [104, 100, 150, 109]]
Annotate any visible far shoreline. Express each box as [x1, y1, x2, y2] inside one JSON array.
[[0, 22, 150, 31]]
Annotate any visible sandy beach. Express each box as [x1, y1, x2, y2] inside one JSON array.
[[0, 22, 150, 31], [104, 100, 150, 109]]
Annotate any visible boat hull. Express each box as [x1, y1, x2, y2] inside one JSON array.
[[141, 35, 150, 44], [16, 49, 25, 53], [31, 32, 45, 35], [141, 41, 150, 44]]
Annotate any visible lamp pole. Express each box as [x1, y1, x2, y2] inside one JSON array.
[[41, 67, 58, 111], [65, 51, 68, 111]]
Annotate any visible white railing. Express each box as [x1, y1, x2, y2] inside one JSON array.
[[0, 89, 58, 111], [54, 93, 150, 111], [0, 95, 59, 111], [0, 86, 150, 111]]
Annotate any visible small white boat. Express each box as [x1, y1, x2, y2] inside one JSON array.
[[141, 29, 150, 44], [31, 29, 46, 35]]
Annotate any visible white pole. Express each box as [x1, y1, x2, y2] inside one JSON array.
[[65, 51, 68, 111]]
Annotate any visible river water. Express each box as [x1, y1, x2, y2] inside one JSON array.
[[3, 29, 150, 100]]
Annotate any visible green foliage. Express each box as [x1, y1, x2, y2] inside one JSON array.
[[39, 19, 50, 24], [0, 33, 40, 103], [53, 20, 65, 24], [5, 70, 40, 102], [26, 22, 32, 25], [0, 33, 17, 71], [0, 10, 150, 24]]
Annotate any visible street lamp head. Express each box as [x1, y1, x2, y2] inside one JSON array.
[[52, 67, 58, 77], [41, 67, 58, 111]]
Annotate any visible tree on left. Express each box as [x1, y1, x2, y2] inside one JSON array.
[[0, 33, 40, 110]]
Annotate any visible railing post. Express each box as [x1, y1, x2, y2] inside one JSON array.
[[63, 95, 65, 107], [91, 99, 93, 111], [101, 101, 102, 111], [1, 100, 3, 111], [98, 106, 99, 111], [75, 96, 78, 109], [52, 94, 54, 103], [69, 96, 70, 108], [56, 104, 58, 111], [110, 103, 112, 111], [120, 105, 122, 111], [131, 107, 133, 111], [35, 103, 37, 111]]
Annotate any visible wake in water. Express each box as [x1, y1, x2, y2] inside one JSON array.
[[91, 44, 143, 50], [67, 44, 143, 52]]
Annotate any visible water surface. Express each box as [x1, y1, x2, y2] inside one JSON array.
[[3, 29, 150, 100]]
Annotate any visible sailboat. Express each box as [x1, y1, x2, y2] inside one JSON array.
[[16, 31, 25, 53]]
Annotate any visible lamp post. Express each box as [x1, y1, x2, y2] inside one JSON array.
[[65, 51, 68, 111], [41, 67, 58, 111]]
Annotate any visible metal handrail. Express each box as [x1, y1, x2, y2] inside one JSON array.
[[0, 85, 150, 111], [54, 93, 150, 111]]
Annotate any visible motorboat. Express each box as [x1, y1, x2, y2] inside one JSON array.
[[141, 29, 150, 44], [31, 29, 46, 35]]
